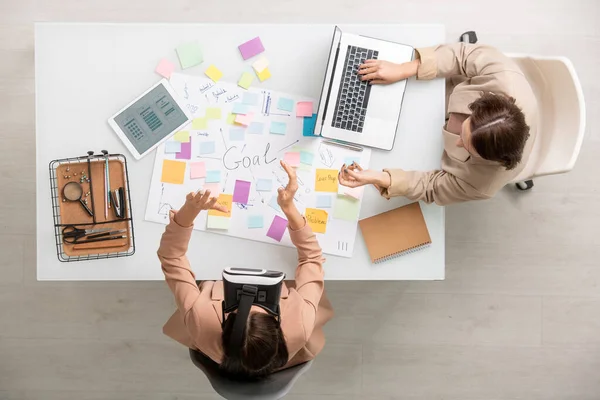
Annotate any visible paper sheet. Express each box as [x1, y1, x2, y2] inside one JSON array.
[[270, 121, 286, 135], [296, 101, 313, 117], [174, 131, 190, 142], [257, 67, 271, 82], [315, 169, 339, 192], [205, 170, 221, 183], [248, 122, 264, 134], [238, 72, 254, 89], [190, 161, 206, 179], [277, 98, 294, 112], [176, 42, 203, 69], [233, 180, 251, 204], [306, 208, 328, 234], [165, 141, 182, 153], [204, 65, 223, 82], [266, 215, 287, 242], [160, 160, 186, 184], [238, 36, 265, 60], [247, 215, 264, 229], [176, 140, 192, 160], [207, 215, 230, 230], [208, 194, 232, 217], [155, 58, 176, 79]]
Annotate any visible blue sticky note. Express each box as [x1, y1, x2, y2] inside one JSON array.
[[248, 122, 264, 135], [315, 195, 332, 208], [256, 178, 273, 192], [199, 141, 216, 155], [277, 98, 294, 112], [303, 114, 317, 136], [229, 128, 245, 141], [165, 141, 182, 153], [344, 156, 360, 166], [247, 215, 264, 229], [242, 92, 259, 106], [270, 121, 287, 135], [205, 170, 221, 183], [232, 103, 250, 114], [300, 151, 314, 166], [268, 195, 282, 213]]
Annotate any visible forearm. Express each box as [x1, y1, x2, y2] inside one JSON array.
[[281, 204, 305, 231]]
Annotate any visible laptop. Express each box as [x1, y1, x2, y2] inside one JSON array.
[[314, 27, 414, 151]]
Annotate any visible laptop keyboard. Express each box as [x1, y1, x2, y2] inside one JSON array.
[[332, 45, 379, 133]]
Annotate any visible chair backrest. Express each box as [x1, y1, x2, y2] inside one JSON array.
[[507, 54, 586, 180], [189, 349, 313, 400]]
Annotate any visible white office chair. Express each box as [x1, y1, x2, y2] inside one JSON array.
[[506, 54, 586, 190]]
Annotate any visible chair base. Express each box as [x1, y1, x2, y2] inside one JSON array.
[[515, 180, 534, 191]]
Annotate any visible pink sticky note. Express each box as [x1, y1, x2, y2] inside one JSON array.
[[267, 215, 288, 242], [344, 186, 364, 200], [190, 162, 206, 179], [238, 37, 265, 60], [296, 102, 314, 117], [283, 152, 300, 167], [235, 112, 254, 126], [233, 180, 251, 204], [176, 138, 192, 160], [155, 58, 176, 79], [203, 183, 220, 195]]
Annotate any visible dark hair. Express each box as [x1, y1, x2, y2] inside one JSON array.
[[220, 311, 289, 380], [468, 92, 530, 170]]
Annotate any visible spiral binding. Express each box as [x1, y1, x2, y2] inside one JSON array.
[[374, 243, 431, 264]]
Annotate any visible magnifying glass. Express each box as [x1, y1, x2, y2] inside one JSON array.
[[63, 182, 94, 217]]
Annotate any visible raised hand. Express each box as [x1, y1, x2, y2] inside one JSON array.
[[174, 189, 228, 227], [277, 160, 298, 211]]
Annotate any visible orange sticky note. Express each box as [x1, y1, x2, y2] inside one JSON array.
[[315, 169, 339, 192], [305, 208, 328, 234], [160, 160, 186, 185], [208, 193, 233, 217]]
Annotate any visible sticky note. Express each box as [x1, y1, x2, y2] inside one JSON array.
[[333, 196, 361, 221], [341, 186, 364, 200], [208, 193, 232, 217], [247, 215, 264, 229], [315, 169, 339, 192], [238, 72, 254, 89], [233, 180, 251, 204], [232, 103, 249, 114], [205, 107, 221, 120], [266, 215, 288, 242], [242, 92, 259, 106], [203, 183, 220, 195], [192, 118, 208, 130], [277, 98, 294, 112], [204, 64, 223, 82], [155, 58, 175, 79], [199, 141, 216, 155], [235, 112, 254, 126], [207, 215, 231, 230], [268, 195, 282, 213], [176, 42, 203, 69], [238, 36, 265, 60], [174, 131, 190, 143], [270, 121, 287, 135], [300, 151, 314, 166], [229, 128, 246, 141], [315, 195, 332, 208], [190, 162, 206, 179], [296, 101, 313, 117], [256, 178, 272, 192], [205, 170, 221, 183], [303, 114, 318, 136], [344, 156, 360, 166], [161, 160, 186, 185], [284, 152, 300, 167], [306, 208, 328, 234], [252, 56, 269, 73], [176, 140, 192, 160], [257, 67, 271, 82], [165, 141, 182, 154], [248, 122, 264, 134], [226, 113, 236, 124]]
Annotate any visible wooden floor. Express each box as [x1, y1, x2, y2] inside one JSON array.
[[1, 0, 599, 399]]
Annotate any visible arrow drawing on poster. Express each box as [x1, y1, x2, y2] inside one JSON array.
[[157, 185, 175, 219], [277, 140, 299, 153]]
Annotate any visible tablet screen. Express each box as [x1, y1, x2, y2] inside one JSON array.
[[113, 83, 189, 155]]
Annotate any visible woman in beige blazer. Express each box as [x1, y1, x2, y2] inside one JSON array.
[[157, 161, 333, 380], [338, 43, 538, 205]]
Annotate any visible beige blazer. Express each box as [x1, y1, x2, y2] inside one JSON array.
[[381, 43, 538, 205], [157, 212, 334, 369]]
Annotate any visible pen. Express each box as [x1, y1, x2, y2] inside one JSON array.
[[322, 139, 363, 152]]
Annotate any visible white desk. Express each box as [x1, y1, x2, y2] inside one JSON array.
[[35, 23, 445, 281]]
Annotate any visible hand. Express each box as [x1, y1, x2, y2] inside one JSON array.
[[277, 160, 298, 211], [358, 59, 420, 85], [174, 189, 228, 227], [338, 163, 391, 190]]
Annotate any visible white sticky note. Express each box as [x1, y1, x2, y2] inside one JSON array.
[[164, 141, 182, 153], [248, 122, 264, 134]]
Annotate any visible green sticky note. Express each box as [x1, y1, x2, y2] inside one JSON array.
[[176, 42, 203, 69], [205, 107, 222, 120], [173, 131, 190, 142], [226, 113, 236, 124], [238, 72, 254, 89], [333, 196, 361, 221], [192, 118, 208, 130], [207, 215, 231, 230]]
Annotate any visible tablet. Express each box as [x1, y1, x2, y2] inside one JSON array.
[[108, 79, 192, 160]]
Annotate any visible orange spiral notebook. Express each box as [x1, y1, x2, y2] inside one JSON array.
[[359, 202, 431, 263]]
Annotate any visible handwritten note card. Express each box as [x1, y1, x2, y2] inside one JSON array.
[[176, 42, 203, 69], [233, 180, 251, 204], [238, 36, 265, 60], [256, 178, 273, 192], [207, 215, 231, 230], [176, 140, 192, 160], [252, 56, 269, 73], [315, 194, 332, 208], [155, 58, 175, 79], [164, 141, 182, 154], [232, 103, 250, 114], [315, 169, 339, 192], [306, 208, 328, 234], [266, 215, 288, 242], [205, 108, 221, 120], [199, 141, 216, 155], [284, 152, 300, 167], [248, 122, 264, 135], [192, 118, 208, 130], [161, 160, 186, 185], [208, 194, 232, 217], [277, 98, 294, 112], [296, 101, 313, 117], [333, 196, 361, 221], [204, 65, 223, 82], [229, 128, 245, 141], [235, 113, 254, 126], [247, 215, 264, 229], [270, 121, 286, 135], [242, 92, 259, 106], [238, 72, 254, 89], [205, 170, 221, 183], [174, 131, 190, 143], [257, 67, 271, 82], [190, 162, 206, 179], [300, 151, 314, 166]]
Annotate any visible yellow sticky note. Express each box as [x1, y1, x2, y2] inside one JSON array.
[[160, 160, 186, 185], [205, 64, 223, 82], [306, 208, 328, 234], [238, 72, 254, 89], [208, 193, 233, 217], [315, 169, 339, 192], [257, 67, 271, 82], [206, 107, 222, 120], [207, 215, 231, 230], [173, 131, 190, 142], [226, 113, 236, 124], [192, 118, 208, 130]]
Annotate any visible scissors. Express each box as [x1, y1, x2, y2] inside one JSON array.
[[62, 227, 111, 244]]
